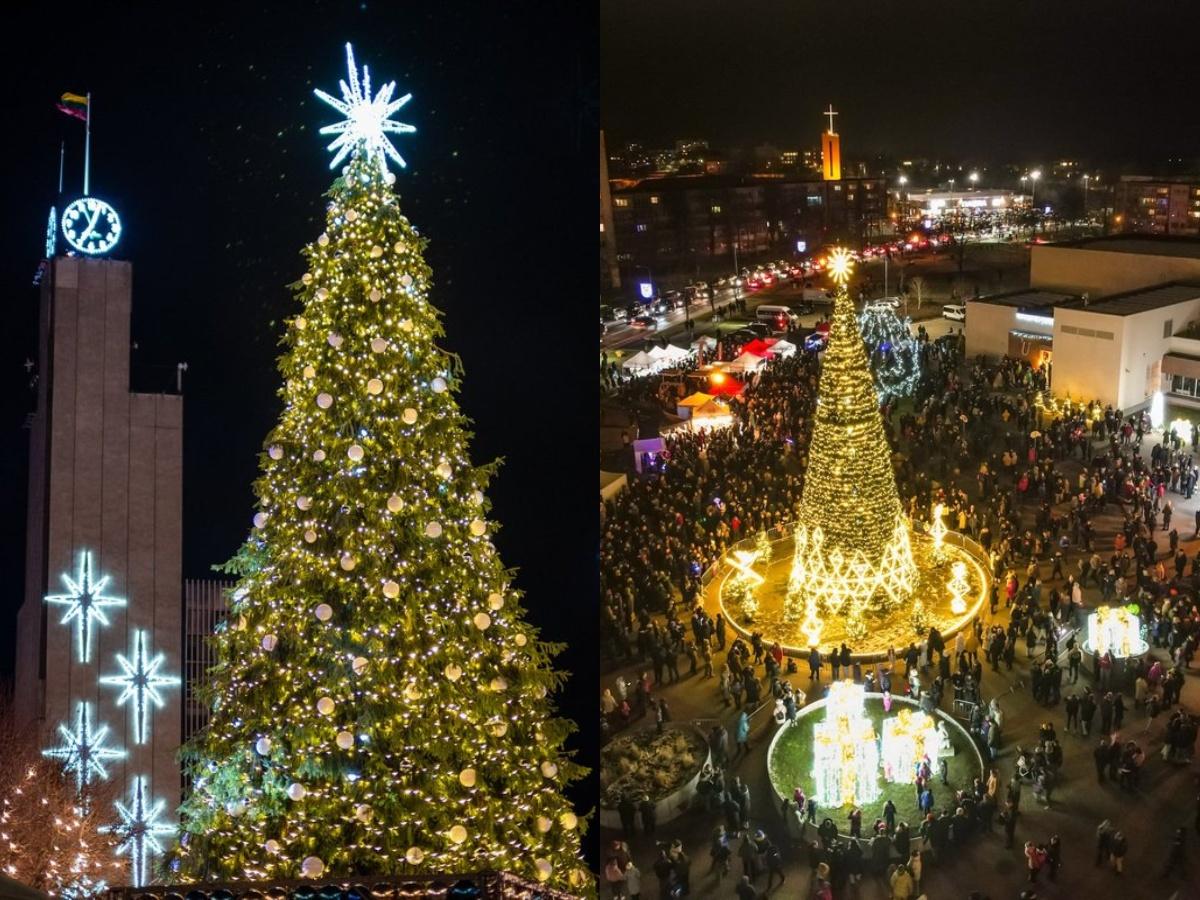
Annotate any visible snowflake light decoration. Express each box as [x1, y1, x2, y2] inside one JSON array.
[[314, 42, 416, 172], [100, 629, 180, 744], [45, 551, 126, 664], [43, 701, 126, 792], [103, 776, 174, 888]]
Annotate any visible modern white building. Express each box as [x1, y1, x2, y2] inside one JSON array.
[[966, 236, 1200, 410]]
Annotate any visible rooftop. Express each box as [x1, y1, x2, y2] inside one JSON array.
[[1071, 281, 1200, 317], [1048, 234, 1200, 260], [969, 289, 1078, 310]]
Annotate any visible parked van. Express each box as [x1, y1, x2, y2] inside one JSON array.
[[802, 288, 835, 305], [755, 304, 796, 330], [942, 303, 966, 322]]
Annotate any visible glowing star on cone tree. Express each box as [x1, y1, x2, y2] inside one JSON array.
[[173, 46, 587, 892], [792, 248, 917, 620]]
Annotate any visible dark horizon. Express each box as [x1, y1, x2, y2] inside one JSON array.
[[602, 0, 1200, 165]]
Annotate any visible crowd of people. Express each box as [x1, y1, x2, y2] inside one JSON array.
[[600, 319, 1200, 897]]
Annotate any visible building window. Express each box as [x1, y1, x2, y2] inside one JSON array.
[[711, 205, 722, 213], [635, 224, 647, 233], [599, 222, 605, 233], [1165, 318, 1174, 338], [1171, 374, 1197, 397], [650, 196, 660, 205], [614, 198, 630, 208]]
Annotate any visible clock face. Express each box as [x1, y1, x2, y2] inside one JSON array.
[[61, 197, 122, 255]]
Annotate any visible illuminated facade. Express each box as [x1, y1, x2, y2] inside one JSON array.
[[821, 105, 841, 182], [13, 255, 183, 886], [812, 681, 879, 807]]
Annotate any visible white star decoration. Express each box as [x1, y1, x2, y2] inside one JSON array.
[[104, 776, 174, 888], [314, 42, 416, 172], [45, 551, 126, 664], [100, 629, 180, 744], [42, 701, 126, 792]]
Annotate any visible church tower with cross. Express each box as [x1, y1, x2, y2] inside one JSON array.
[[821, 103, 842, 181]]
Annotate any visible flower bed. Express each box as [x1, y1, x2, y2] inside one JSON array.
[[599, 724, 709, 828]]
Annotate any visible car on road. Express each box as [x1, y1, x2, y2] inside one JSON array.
[[756, 304, 797, 330], [631, 314, 658, 329], [802, 288, 835, 304], [743, 322, 771, 338], [600, 304, 627, 325], [663, 290, 686, 310], [865, 297, 901, 312], [942, 303, 966, 321], [789, 301, 815, 316]]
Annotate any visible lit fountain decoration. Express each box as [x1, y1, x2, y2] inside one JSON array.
[[880, 707, 943, 783], [812, 681, 880, 807], [929, 503, 948, 562], [1085, 604, 1148, 658], [727, 549, 764, 619]]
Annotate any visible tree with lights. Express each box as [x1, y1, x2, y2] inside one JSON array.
[[0, 695, 123, 896], [858, 305, 921, 401], [174, 45, 587, 891]]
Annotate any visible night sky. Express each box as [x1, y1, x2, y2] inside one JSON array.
[[0, 1, 597, 835], [602, 0, 1200, 164]]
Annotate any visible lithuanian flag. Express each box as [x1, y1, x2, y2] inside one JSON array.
[[56, 92, 88, 121]]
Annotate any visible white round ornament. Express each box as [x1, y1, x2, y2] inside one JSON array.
[[393, 240, 406, 253], [424, 521, 443, 538], [459, 767, 476, 787], [313, 449, 326, 462], [514, 633, 528, 647], [432, 377, 448, 393], [471, 490, 485, 506], [406, 846, 425, 865], [317, 234, 329, 247], [253, 512, 268, 529], [436, 462, 452, 479], [316, 393, 333, 409], [561, 811, 579, 830], [227, 799, 247, 817], [489, 720, 507, 737], [302, 273, 313, 285], [352, 656, 369, 675], [448, 824, 468, 844], [400, 318, 413, 332], [488, 592, 504, 610], [327, 333, 343, 349], [469, 518, 487, 536], [297, 496, 312, 510], [347, 444, 364, 461], [382, 580, 400, 598], [317, 696, 335, 716], [402, 408, 418, 425], [369, 288, 381, 302], [268, 445, 283, 460], [541, 761, 559, 779], [345, 209, 358, 222], [474, 612, 491, 630], [370, 245, 383, 258], [400, 274, 414, 288], [301, 856, 324, 878], [403, 682, 421, 702], [355, 803, 372, 821], [537, 816, 552, 833], [386, 171, 397, 185], [490, 677, 508, 692], [336, 730, 354, 750], [303, 365, 316, 379], [370, 337, 388, 353], [287, 782, 306, 801], [315, 288, 329, 300], [294, 316, 307, 330], [304, 529, 318, 543], [367, 378, 384, 395], [340, 553, 357, 571], [265, 838, 282, 854], [386, 494, 404, 512], [255, 736, 273, 755], [444, 662, 463, 682], [535, 859, 553, 882], [261, 634, 278, 652], [315, 603, 333, 622]]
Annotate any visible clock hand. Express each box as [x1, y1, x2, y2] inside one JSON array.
[[78, 207, 103, 243]]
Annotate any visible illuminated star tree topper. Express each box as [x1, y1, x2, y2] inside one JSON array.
[[104, 776, 175, 888], [45, 551, 126, 664], [42, 701, 126, 792], [100, 629, 181, 744], [314, 42, 416, 173]]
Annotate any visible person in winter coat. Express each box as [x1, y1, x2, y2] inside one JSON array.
[[888, 863, 916, 899], [624, 862, 642, 900], [1109, 829, 1128, 874], [907, 849, 923, 893]]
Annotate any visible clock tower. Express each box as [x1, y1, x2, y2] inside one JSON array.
[[13, 251, 184, 884]]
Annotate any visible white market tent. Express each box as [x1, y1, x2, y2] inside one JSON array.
[[770, 339, 797, 358], [621, 350, 658, 373], [726, 351, 768, 374], [691, 398, 734, 431]]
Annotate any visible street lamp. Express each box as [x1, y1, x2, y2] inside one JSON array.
[[1029, 169, 1041, 207], [1082, 174, 1090, 218], [969, 171, 979, 189]]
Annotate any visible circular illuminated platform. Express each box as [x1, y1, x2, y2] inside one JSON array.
[[767, 690, 985, 823], [706, 525, 991, 662]]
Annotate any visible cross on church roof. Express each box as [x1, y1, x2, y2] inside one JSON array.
[[824, 104, 838, 134]]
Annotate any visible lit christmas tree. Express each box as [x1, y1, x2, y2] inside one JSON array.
[[791, 250, 917, 632], [858, 305, 921, 401], [174, 45, 587, 891]]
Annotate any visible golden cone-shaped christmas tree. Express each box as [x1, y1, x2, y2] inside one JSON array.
[[792, 249, 917, 621]]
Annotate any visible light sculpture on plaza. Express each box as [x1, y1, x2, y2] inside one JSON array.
[[811, 681, 880, 807], [929, 503, 948, 561], [1086, 604, 1148, 658], [947, 561, 969, 615], [880, 707, 943, 783], [787, 248, 918, 644]]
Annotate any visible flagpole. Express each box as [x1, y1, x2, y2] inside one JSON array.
[[58, 140, 65, 194], [83, 92, 91, 196]]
